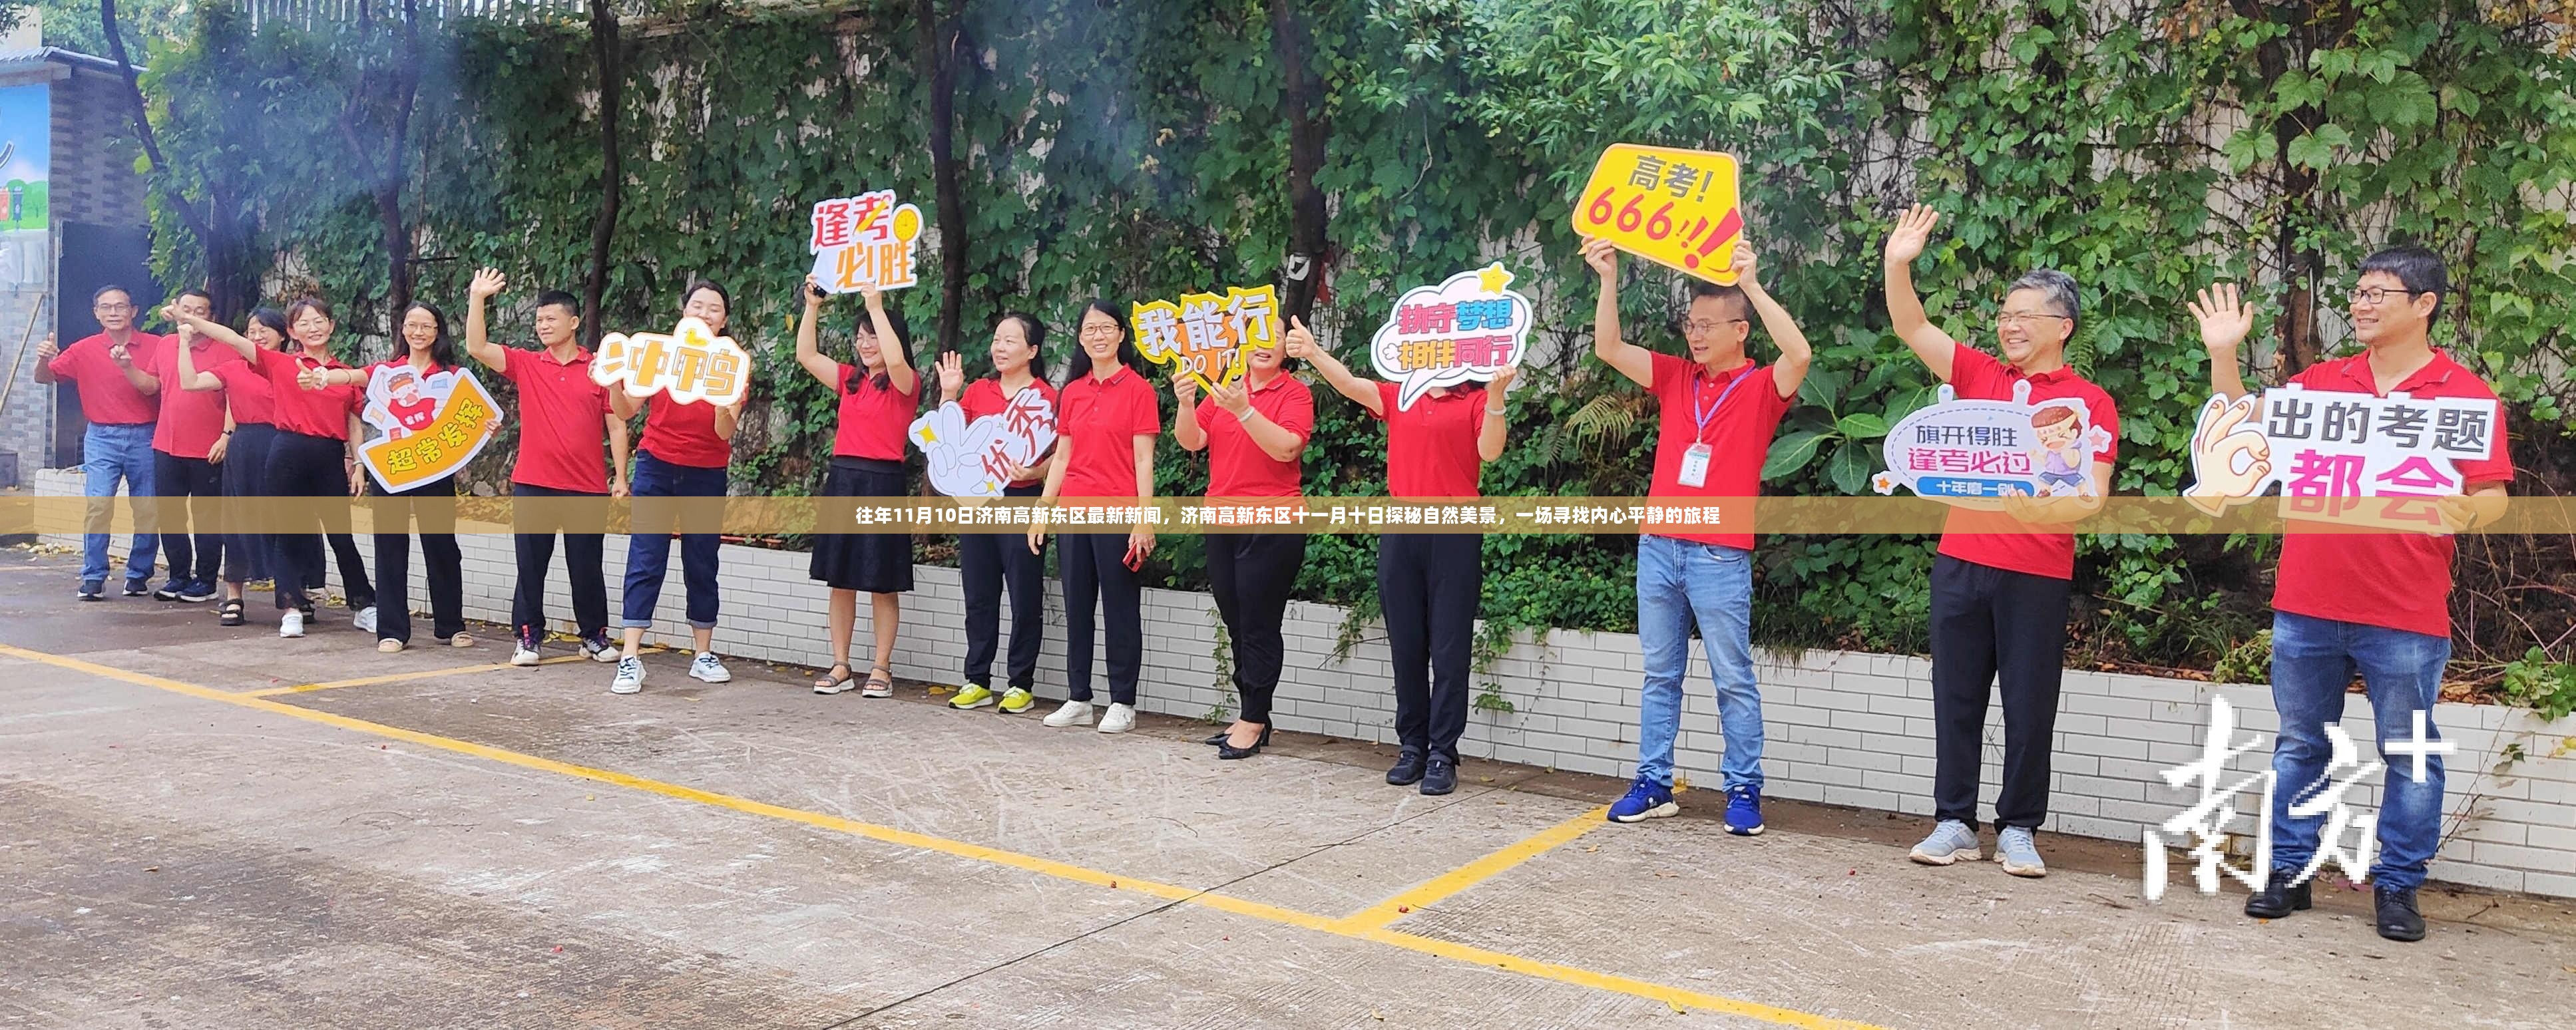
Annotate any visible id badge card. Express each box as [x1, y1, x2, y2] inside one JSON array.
[[1677, 442, 1713, 488]]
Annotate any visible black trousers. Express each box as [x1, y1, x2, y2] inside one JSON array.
[[1929, 554, 2073, 830], [150, 450, 224, 586], [1060, 532, 1142, 705], [264, 430, 361, 612], [512, 483, 608, 639], [959, 482, 1046, 691], [220, 423, 273, 586], [1208, 532, 1306, 725], [321, 532, 376, 610], [374, 476, 464, 643], [1379, 533, 1482, 761]]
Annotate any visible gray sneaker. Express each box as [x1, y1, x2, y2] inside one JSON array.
[[1996, 826, 2046, 878], [609, 656, 645, 695], [1908, 819, 1982, 865]]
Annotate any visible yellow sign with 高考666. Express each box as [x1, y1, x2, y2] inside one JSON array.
[[1570, 144, 1744, 285]]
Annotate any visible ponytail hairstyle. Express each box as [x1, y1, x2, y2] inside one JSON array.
[[997, 310, 1049, 381], [843, 301, 916, 394], [248, 307, 292, 349]]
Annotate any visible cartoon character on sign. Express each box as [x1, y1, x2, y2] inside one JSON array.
[[809, 189, 926, 293], [1871, 381, 2111, 502], [2181, 385, 2501, 532], [590, 315, 750, 407], [369, 366, 445, 438], [1134, 285, 1278, 392], [357, 365, 502, 492], [909, 386, 1058, 499], [1571, 144, 1744, 284], [1369, 263, 1534, 411]]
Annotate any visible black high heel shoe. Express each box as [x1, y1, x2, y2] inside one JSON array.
[[1202, 730, 1231, 745], [1217, 725, 1273, 760]]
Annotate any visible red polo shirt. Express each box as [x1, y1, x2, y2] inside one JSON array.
[[1058, 365, 1160, 500], [831, 363, 919, 461], [211, 355, 277, 427], [49, 331, 165, 426], [641, 391, 734, 470], [1644, 353, 1793, 550], [499, 345, 614, 492], [2272, 350, 2515, 637], [961, 377, 1058, 487], [1935, 343, 2120, 580], [1199, 373, 1313, 498], [256, 348, 362, 440], [147, 337, 242, 458], [1373, 381, 1487, 499]]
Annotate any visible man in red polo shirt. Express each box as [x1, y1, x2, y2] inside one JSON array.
[[2199, 248, 2513, 944], [1884, 205, 2119, 880], [1582, 234, 1810, 836], [141, 289, 241, 603], [34, 285, 165, 600], [463, 267, 630, 667]]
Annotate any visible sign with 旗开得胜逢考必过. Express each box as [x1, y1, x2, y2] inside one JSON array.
[[590, 316, 750, 407], [1571, 144, 1744, 284], [2183, 385, 2501, 533], [1132, 285, 1279, 393], [1369, 263, 1532, 411], [809, 190, 925, 293], [1871, 381, 2112, 505]]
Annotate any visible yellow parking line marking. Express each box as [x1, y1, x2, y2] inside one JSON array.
[[1333, 803, 1611, 932], [238, 649, 661, 697], [0, 642, 1884, 1029]]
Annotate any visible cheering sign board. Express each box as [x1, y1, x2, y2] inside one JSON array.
[[810, 190, 926, 293], [590, 316, 750, 407], [1370, 263, 1532, 411], [2184, 386, 2500, 532], [1133, 285, 1279, 393], [909, 387, 1058, 499], [1872, 382, 2111, 504], [359, 365, 501, 492], [1571, 144, 1745, 284]]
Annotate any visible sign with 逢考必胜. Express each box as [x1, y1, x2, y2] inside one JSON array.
[[358, 365, 501, 492], [809, 190, 925, 293], [1570, 144, 1743, 285], [909, 386, 1058, 499], [590, 316, 750, 407], [1871, 381, 2112, 504], [1369, 263, 1532, 411], [2183, 386, 2501, 533], [1132, 285, 1279, 393]]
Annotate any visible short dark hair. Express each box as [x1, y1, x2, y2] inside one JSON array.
[[177, 288, 214, 305], [535, 290, 581, 316], [248, 307, 292, 346], [285, 295, 334, 326], [1686, 280, 1751, 321], [2006, 269, 2081, 334], [998, 311, 1049, 380], [91, 284, 132, 305], [682, 279, 731, 323], [2360, 246, 2449, 322]]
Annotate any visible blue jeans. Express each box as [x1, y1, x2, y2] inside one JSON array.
[[81, 422, 158, 585], [1634, 534, 1763, 790], [2268, 611, 2450, 891], [620, 452, 726, 629]]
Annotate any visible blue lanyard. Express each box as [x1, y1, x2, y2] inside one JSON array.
[[1690, 368, 1752, 444]]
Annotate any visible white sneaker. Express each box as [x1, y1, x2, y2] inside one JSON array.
[[510, 635, 542, 667], [278, 610, 306, 639], [352, 605, 377, 634], [1042, 700, 1095, 728], [688, 652, 732, 683], [610, 656, 645, 695], [1096, 702, 1136, 735]]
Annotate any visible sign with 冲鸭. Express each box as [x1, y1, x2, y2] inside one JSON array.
[[1871, 381, 2112, 504], [1132, 285, 1279, 393], [2183, 386, 2501, 533], [357, 364, 501, 492], [1370, 263, 1532, 411], [590, 315, 750, 407], [809, 190, 925, 293], [909, 386, 1058, 499], [1570, 144, 1744, 284]]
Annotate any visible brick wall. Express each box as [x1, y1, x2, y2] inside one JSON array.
[[37, 466, 2576, 899], [47, 67, 144, 229]]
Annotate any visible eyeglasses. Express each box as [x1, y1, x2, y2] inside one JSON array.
[[1682, 318, 1748, 335], [93, 303, 133, 313], [2349, 287, 2430, 307], [1996, 313, 2071, 329]]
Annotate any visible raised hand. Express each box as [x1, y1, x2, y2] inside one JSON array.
[[1729, 242, 1761, 287], [33, 333, 55, 363], [2189, 283, 2257, 355], [107, 341, 133, 369], [1173, 375, 1200, 409], [1488, 363, 1519, 395], [1282, 316, 1319, 361], [936, 351, 964, 399], [804, 273, 829, 307], [296, 365, 329, 391], [1581, 236, 1619, 279], [469, 267, 507, 299], [1884, 204, 1940, 266]]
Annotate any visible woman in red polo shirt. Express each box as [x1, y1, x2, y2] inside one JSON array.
[[1287, 316, 1511, 796], [606, 280, 744, 696], [1173, 331, 1313, 759], [796, 276, 917, 697], [175, 307, 292, 627], [939, 312, 1056, 716], [1027, 301, 1161, 735], [170, 297, 370, 639]]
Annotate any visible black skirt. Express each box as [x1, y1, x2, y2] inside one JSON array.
[[809, 457, 915, 593]]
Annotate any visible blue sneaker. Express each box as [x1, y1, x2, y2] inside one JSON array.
[[1607, 776, 1677, 823], [1723, 785, 1764, 836]]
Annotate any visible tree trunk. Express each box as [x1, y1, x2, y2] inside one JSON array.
[[102, 0, 244, 317], [584, 0, 624, 348], [917, 0, 966, 355], [1269, 0, 1329, 322]]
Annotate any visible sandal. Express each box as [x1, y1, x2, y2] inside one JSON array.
[[813, 663, 855, 695], [218, 599, 246, 627], [861, 667, 895, 698]]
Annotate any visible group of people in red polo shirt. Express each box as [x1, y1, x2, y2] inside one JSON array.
[[51, 206, 2511, 942]]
